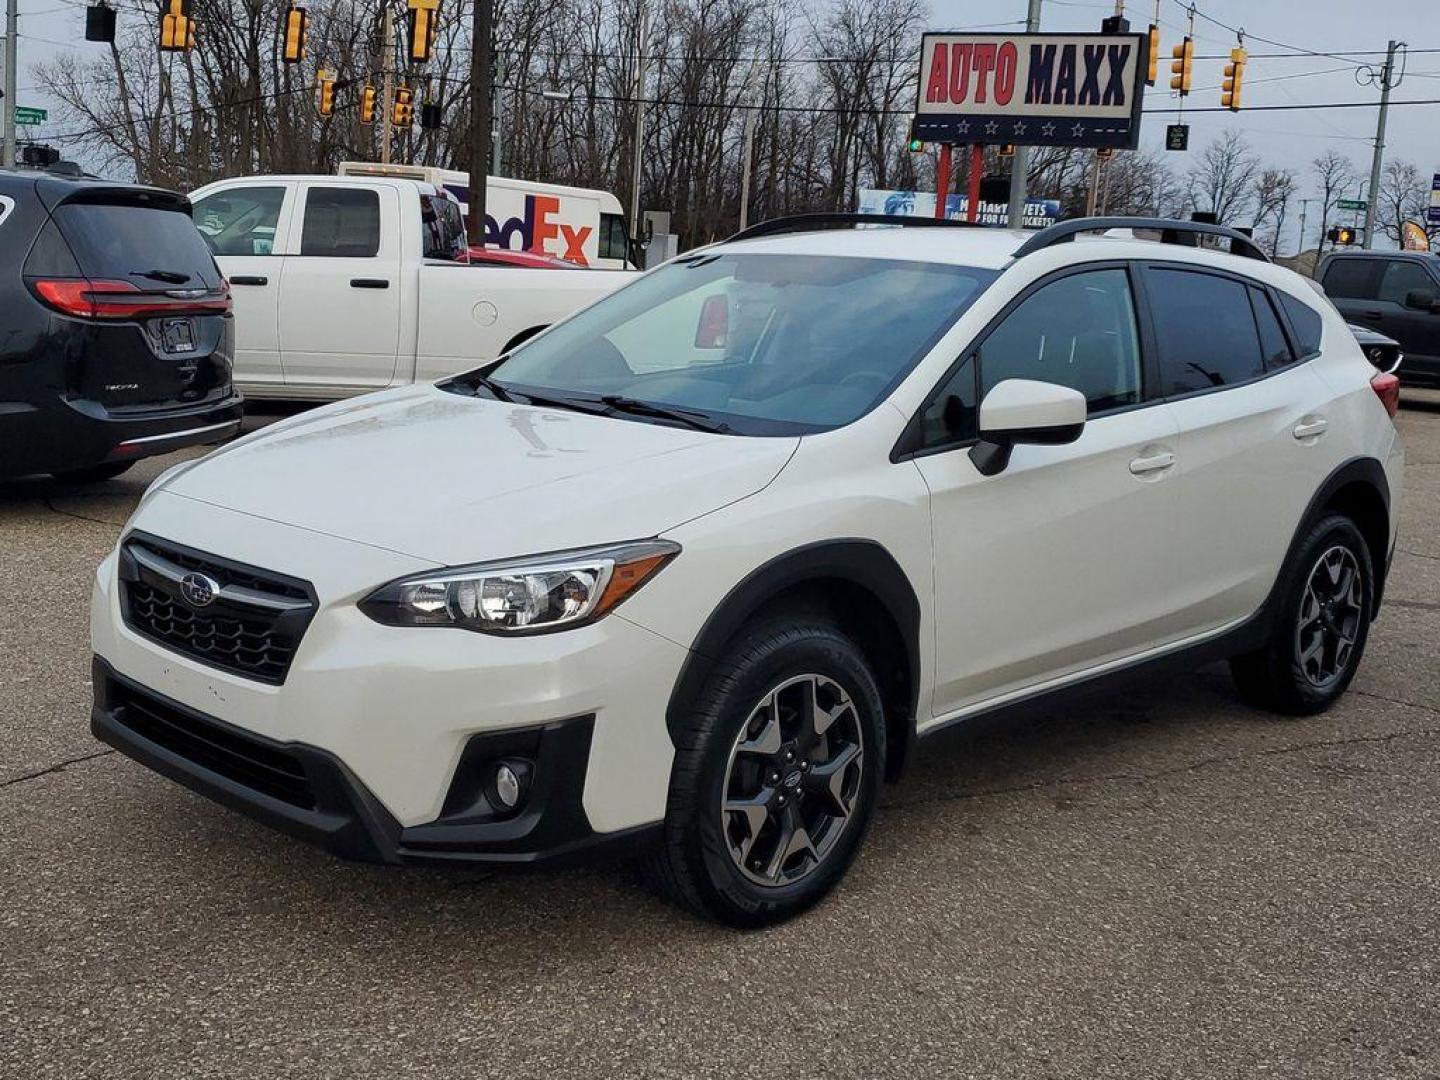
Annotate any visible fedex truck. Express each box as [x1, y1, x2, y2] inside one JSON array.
[[337, 162, 634, 269]]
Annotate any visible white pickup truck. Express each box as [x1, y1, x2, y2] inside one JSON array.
[[188, 174, 633, 401]]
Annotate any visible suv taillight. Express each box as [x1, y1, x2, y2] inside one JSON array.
[[31, 277, 233, 320], [1370, 371, 1400, 418]]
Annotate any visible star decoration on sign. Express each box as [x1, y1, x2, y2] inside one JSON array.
[[1040, 121, 1056, 137], [955, 119, 970, 135], [1071, 122, 1086, 137], [1013, 121, 1027, 136], [984, 120, 1000, 136]]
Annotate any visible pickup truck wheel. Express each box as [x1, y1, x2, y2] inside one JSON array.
[[1230, 514, 1373, 715], [649, 620, 884, 927]]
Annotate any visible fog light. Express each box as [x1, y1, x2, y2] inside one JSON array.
[[485, 758, 532, 816], [495, 764, 522, 809]]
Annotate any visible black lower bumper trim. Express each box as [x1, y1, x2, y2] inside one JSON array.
[[91, 658, 661, 868]]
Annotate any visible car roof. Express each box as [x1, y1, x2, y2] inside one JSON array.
[[1320, 249, 1439, 262]]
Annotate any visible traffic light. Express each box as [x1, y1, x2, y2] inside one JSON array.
[[393, 86, 415, 127], [407, 0, 440, 64], [159, 0, 196, 52], [997, 143, 1015, 158], [315, 69, 335, 117], [1147, 24, 1160, 85], [1169, 36, 1193, 95], [907, 136, 926, 153], [1221, 46, 1247, 111], [360, 84, 378, 125], [85, 3, 117, 42], [420, 102, 444, 130], [1327, 226, 1357, 246], [282, 3, 307, 64]]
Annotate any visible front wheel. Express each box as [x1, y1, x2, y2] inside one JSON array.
[[649, 621, 885, 927], [1230, 514, 1374, 715]]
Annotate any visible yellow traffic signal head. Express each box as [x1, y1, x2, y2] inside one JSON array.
[[407, 0, 440, 64], [360, 85, 377, 125], [159, 0, 196, 51], [393, 86, 415, 126], [1169, 36, 1193, 94], [316, 69, 335, 117], [282, 3, 308, 64], [1147, 24, 1160, 85], [1220, 46, 1246, 111]]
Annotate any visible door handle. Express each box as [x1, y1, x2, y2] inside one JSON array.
[[350, 278, 390, 289], [229, 275, 268, 286], [1293, 417, 1329, 440], [1360, 310, 1384, 320], [1129, 450, 1176, 475]]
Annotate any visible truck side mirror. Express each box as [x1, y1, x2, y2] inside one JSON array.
[[1404, 288, 1440, 313]]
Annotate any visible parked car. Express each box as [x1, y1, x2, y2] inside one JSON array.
[[91, 215, 1403, 925], [1348, 323, 1404, 376], [187, 174, 633, 402], [1316, 249, 1440, 388], [0, 171, 242, 483]]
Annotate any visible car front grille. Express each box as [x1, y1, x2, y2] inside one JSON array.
[[118, 533, 317, 685], [108, 675, 316, 809]]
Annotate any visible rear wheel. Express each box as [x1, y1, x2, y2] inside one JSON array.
[[1229, 514, 1373, 715], [52, 461, 134, 483], [649, 620, 884, 926]]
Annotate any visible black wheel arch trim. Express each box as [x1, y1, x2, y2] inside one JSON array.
[[1277, 455, 1391, 620], [664, 539, 921, 780]]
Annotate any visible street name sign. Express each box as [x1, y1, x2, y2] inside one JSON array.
[[1337, 198, 1368, 212], [914, 31, 1149, 149], [14, 107, 47, 125]]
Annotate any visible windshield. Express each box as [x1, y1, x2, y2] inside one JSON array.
[[480, 252, 997, 434]]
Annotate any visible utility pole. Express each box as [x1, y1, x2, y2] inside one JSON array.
[[1005, 0, 1043, 228], [1297, 198, 1310, 259], [491, 55, 505, 176], [738, 62, 760, 231], [467, 0, 494, 245], [380, 4, 395, 165], [2, 0, 17, 170], [629, 1, 650, 247], [1362, 39, 1402, 249]]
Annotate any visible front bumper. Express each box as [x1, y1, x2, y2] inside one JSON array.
[[92, 658, 662, 866]]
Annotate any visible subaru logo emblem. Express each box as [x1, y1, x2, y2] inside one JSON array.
[[179, 572, 220, 608]]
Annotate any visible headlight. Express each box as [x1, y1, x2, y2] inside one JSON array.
[[359, 539, 680, 634]]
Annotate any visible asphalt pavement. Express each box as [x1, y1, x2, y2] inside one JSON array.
[[3, 397, 1438, 1080]]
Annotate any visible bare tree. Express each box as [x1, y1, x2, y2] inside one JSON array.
[[1184, 131, 1260, 225], [1310, 149, 1357, 255], [1251, 167, 1297, 256], [1376, 158, 1437, 248]]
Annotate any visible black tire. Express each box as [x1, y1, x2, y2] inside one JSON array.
[[649, 619, 885, 927], [1229, 513, 1374, 715], [52, 461, 135, 483]]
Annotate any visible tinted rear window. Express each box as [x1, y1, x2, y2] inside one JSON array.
[[1278, 292, 1323, 358], [1321, 258, 1377, 300], [1146, 267, 1265, 395], [54, 202, 221, 289], [300, 188, 381, 257]]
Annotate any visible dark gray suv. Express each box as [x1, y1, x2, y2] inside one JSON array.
[[1316, 250, 1440, 388]]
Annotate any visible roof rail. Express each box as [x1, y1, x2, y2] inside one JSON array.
[[727, 212, 987, 244], [1013, 216, 1271, 263]]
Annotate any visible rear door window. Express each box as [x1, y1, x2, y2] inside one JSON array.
[[53, 201, 222, 290], [1376, 260, 1436, 306], [419, 193, 467, 261], [192, 186, 286, 256], [1277, 292, 1324, 358], [1250, 287, 1294, 370], [299, 187, 381, 257], [1145, 267, 1265, 395], [1321, 258, 1379, 300]]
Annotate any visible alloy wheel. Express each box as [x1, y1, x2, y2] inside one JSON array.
[[1295, 545, 1364, 689], [720, 674, 866, 887]]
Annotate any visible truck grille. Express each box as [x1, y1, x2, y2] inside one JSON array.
[[108, 675, 316, 809], [118, 533, 317, 685]]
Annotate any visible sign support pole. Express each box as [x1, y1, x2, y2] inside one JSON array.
[[934, 143, 952, 220], [2, 0, 17, 169], [966, 143, 983, 223]]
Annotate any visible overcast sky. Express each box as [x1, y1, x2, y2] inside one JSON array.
[[7, 0, 1437, 246]]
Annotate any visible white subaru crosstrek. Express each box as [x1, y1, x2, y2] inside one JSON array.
[[91, 215, 1405, 925]]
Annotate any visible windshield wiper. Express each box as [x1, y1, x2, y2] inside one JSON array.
[[466, 373, 515, 402], [598, 395, 731, 434], [134, 268, 193, 284]]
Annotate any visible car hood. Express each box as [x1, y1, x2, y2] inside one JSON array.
[[161, 385, 799, 566]]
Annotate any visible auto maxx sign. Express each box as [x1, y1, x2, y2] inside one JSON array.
[[914, 32, 1148, 150]]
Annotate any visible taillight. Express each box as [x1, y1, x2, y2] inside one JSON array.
[[1370, 371, 1400, 418], [31, 277, 233, 320]]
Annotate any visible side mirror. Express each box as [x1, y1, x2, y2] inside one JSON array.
[[694, 294, 729, 349], [1404, 288, 1440, 313], [969, 378, 1087, 476]]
